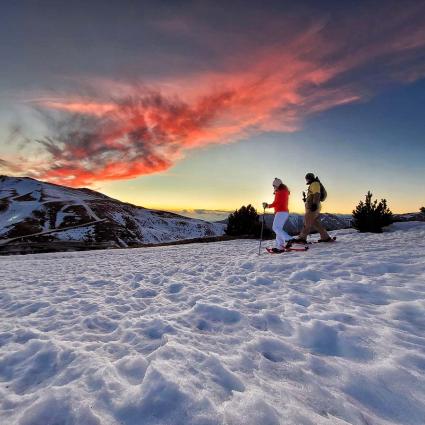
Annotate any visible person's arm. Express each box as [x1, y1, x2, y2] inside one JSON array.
[[267, 192, 279, 209]]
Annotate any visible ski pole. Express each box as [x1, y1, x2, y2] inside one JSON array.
[[258, 206, 265, 255]]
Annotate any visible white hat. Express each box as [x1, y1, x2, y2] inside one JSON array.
[[273, 177, 283, 188]]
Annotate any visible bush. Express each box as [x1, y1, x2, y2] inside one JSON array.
[[0, 198, 9, 212], [226, 204, 262, 237], [420, 206, 425, 215], [352, 191, 393, 233]]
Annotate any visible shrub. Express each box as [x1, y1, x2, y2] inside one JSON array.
[[0, 198, 9, 212], [6, 219, 43, 238], [352, 191, 393, 233], [226, 204, 262, 237], [420, 206, 425, 215]]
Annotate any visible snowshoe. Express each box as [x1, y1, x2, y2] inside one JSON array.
[[266, 247, 285, 254], [266, 246, 309, 254]]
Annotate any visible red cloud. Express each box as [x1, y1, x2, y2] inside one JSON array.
[[3, 2, 425, 187]]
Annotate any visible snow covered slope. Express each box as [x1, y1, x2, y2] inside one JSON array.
[[1, 222, 425, 425], [0, 176, 225, 249]]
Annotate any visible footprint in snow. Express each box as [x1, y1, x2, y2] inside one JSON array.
[[167, 283, 183, 294], [83, 316, 118, 333], [133, 288, 158, 298], [255, 337, 304, 363], [88, 279, 114, 287], [115, 355, 148, 385], [289, 295, 311, 307], [193, 303, 242, 324], [297, 320, 374, 360]]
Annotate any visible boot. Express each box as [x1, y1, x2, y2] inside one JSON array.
[[285, 239, 295, 248], [318, 237, 333, 243], [271, 247, 284, 253]]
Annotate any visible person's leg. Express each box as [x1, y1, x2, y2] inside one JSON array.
[[272, 214, 281, 248], [312, 212, 330, 240], [298, 210, 315, 240], [280, 212, 291, 242], [272, 212, 289, 249]]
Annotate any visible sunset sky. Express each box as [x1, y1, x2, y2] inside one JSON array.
[[1, 0, 425, 219]]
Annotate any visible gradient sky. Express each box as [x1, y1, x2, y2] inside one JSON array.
[[1, 0, 425, 219]]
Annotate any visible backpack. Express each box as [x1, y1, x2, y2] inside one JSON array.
[[318, 179, 327, 202]]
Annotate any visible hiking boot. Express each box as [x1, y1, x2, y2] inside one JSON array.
[[271, 248, 284, 253], [318, 237, 333, 243], [285, 239, 295, 248], [292, 238, 307, 244]]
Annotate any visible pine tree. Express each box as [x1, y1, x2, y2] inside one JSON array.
[[226, 204, 262, 237], [352, 191, 393, 233]]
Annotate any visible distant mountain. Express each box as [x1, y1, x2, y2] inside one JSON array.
[[0, 176, 225, 253], [393, 212, 425, 222], [261, 213, 352, 235], [218, 212, 352, 235]]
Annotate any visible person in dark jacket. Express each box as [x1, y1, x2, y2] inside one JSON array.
[[292, 173, 332, 243]]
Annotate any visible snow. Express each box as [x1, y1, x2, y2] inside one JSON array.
[[130, 211, 225, 243], [1, 222, 425, 425], [55, 226, 95, 241], [0, 176, 98, 203], [0, 177, 102, 238]]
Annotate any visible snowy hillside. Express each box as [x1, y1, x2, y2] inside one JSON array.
[[0, 176, 225, 251], [1, 222, 424, 425], [394, 212, 425, 222]]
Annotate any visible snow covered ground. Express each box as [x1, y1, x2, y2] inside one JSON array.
[[1, 222, 425, 425]]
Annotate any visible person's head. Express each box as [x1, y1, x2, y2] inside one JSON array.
[[272, 177, 289, 192], [273, 177, 283, 189], [305, 173, 315, 184]]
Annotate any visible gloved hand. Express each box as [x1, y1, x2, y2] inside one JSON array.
[[310, 203, 318, 212], [262, 202, 268, 209]]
